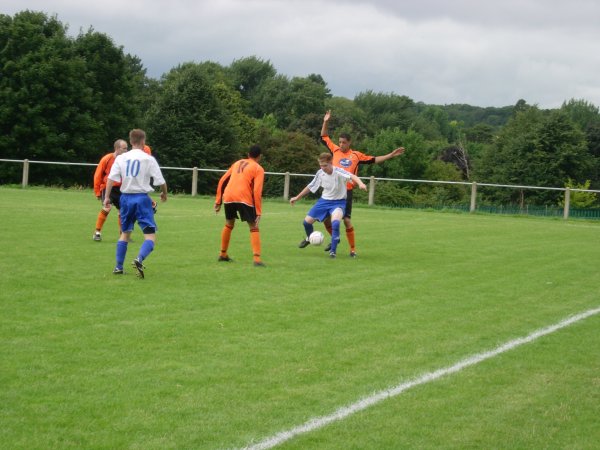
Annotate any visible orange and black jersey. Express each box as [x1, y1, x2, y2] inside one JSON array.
[[320, 135, 375, 190], [93, 152, 121, 196], [215, 158, 265, 216]]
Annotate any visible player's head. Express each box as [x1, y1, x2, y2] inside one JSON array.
[[318, 152, 333, 174], [113, 139, 127, 155], [129, 129, 146, 149], [338, 133, 351, 151], [248, 145, 261, 160]]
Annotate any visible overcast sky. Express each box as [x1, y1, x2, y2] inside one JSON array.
[[3, 0, 599, 108]]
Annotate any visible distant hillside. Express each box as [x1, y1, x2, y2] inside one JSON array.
[[440, 103, 514, 127], [414, 102, 514, 128]]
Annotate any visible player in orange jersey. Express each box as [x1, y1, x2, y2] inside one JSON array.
[[214, 145, 265, 267], [320, 110, 405, 257], [142, 144, 158, 212], [92, 139, 128, 241]]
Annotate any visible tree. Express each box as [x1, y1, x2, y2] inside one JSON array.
[[229, 56, 276, 102], [74, 28, 148, 151], [416, 160, 468, 205], [257, 129, 321, 197], [560, 98, 600, 131], [439, 145, 470, 179], [323, 97, 371, 145], [354, 91, 416, 131], [560, 101, 600, 189], [0, 11, 150, 186], [415, 106, 450, 140], [559, 179, 598, 208], [464, 123, 496, 144], [145, 63, 240, 193], [0, 11, 100, 185], [251, 74, 328, 128], [361, 128, 430, 180], [476, 107, 591, 205]]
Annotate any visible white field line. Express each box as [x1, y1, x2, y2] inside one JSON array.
[[240, 306, 600, 450]]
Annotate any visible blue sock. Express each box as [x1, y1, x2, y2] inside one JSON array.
[[116, 240, 128, 269], [331, 220, 341, 253], [303, 220, 314, 239], [138, 239, 155, 262]]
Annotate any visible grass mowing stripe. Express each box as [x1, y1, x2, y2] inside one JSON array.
[[241, 306, 600, 450]]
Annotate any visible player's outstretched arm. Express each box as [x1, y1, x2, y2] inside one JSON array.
[[350, 174, 367, 191], [374, 147, 405, 164], [290, 186, 310, 205]]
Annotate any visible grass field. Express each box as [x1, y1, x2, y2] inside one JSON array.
[[1, 186, 599, 449]]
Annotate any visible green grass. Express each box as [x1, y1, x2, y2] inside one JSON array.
[[1, 186, 599, 449]]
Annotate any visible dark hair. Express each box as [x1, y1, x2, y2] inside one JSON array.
[[339, 133, 351, 141], [248, 145, 261, 158]]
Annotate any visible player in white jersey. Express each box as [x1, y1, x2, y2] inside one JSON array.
[[104, 129, 167, 278], [290, 153, 367, 258]]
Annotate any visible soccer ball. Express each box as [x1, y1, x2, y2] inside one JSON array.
[[309, 231, 324, 246]]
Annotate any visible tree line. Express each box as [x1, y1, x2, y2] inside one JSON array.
[[2, 10, 600, 208]]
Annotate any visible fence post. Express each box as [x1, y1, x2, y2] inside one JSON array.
[[563, 188, 570, 219], [283, 172, 290, 200], [191, 167, 198, 196], [22, 159, 29, 188], [470, 181, 477, 212], [368, 176, 375, 206]]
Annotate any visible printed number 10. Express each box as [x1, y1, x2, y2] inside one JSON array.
[[126, 159, 141, 177]]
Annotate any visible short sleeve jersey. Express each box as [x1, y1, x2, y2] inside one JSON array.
[[215, 158, 265, 216], [108, 148, 166, 194], [321, 135, 375, 190], [307, 167, 353, 200], [93, 152, 121, 196]]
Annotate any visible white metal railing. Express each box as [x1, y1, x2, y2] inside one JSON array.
[[2, 158, 600, 219]]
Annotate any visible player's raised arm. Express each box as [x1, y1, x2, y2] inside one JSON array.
[[320, 110, 331, 137]]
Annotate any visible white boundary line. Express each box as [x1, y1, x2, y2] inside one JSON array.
[[241, 307, 600, 450]]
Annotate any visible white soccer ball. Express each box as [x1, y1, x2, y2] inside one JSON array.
[[309, 231, 324, 246]]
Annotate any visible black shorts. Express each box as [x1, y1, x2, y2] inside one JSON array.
[[101, 186, 122, 210], [344, 189, 353, 218], [224, 202, 257, 222]]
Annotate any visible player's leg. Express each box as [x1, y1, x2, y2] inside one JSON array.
[[113, 194, 134, 274], [132, 194, 158, 278], [219, 204, 238, 261], [299, 215, 316, 248], [329, 207, 344, 257], [343, 190, 357, 257], [110, 187, 123, 235], [113, 231, 132, 274], [325, 192, 352, 252], [323, 216, 333, 237], [300, 199, 329, 248], [344, 217, 356, 257], [247, 220, 264, 267], [219, 219, 235, 261], [94, 189, 110, 241]]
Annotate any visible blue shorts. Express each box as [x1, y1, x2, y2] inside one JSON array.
[[120, 193, 157, 234], [307, 198, 346, 222]]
